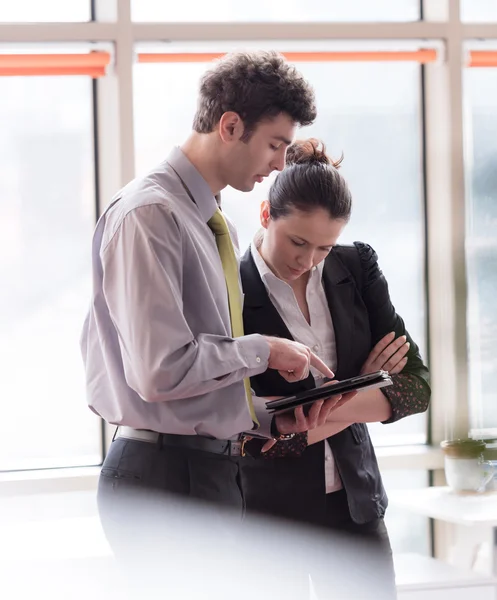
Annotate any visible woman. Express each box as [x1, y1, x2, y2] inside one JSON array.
[[239, 138, 430, 596]]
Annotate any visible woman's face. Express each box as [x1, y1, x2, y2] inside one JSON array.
[[259, 201, 347, 283]]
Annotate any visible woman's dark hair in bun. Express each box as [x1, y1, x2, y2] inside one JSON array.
[[268, 137, 352, 221]]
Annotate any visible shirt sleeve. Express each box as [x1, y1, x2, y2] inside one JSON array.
[[101, 203, 270, 403], [250, 394, 274, 438], [381, 373, 431, 424]]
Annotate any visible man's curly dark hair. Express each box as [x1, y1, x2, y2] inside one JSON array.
[[192, 50, 316, 140]]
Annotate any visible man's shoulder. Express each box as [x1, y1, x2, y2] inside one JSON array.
[[112, 160, 184, 214], [101, 162, 191, 246]]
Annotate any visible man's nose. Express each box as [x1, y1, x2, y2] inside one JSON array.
[[271, 149, 286, 172]]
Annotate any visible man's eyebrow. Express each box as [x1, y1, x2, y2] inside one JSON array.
[[273, 135, 293, 146]]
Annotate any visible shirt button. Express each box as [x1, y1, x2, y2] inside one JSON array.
[[256, 356, 261, 363], [325, 455, 332, 462], [313, 345, 319, 352]]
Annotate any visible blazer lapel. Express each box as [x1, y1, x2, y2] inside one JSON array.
[[240, 248, 316, 392], [240, 247, 295, 341], [322, 251, 356, 378]]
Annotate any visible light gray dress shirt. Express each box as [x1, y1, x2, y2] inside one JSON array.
[[80, 147, 272, 439], [251, 241, 343, 492]]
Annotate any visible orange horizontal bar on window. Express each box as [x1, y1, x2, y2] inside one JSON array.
[[138, 49, 438, 64], [0, 52, 111, 77], [468, 51, 497, 67], [1, 49, 493, 76]]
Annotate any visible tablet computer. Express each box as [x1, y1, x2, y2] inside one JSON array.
[[265, 370, 393, 414]]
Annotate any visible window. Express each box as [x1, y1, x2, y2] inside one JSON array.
[[134, 50, 427, 446], [0, 74, 101, 470], [381, 469, 431, 554], [465, 66, 497, 434], [461, 1, 497, 22], [132, 0, 420, 22], [0, 1, 90, 22]]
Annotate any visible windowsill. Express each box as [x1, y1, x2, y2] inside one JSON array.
[[375, 444, 444, 470], [0, 466, 101, 496], [0, 445, 445, 496]]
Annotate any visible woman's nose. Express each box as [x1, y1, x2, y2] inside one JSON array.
[[297, 253, 314, 270]]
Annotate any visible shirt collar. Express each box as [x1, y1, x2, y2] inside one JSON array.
[[166, 146, 218, 223], [250, 238, 275, 285], [315, 260, 325, 277]]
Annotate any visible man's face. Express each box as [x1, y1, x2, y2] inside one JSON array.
[[222, 113, 296, 192]]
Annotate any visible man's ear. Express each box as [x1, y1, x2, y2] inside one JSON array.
[[260, 200, 271, 229], [218, 112, 245, 143]]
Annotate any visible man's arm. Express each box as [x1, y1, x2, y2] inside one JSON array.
[[102, 203, 270, 403]]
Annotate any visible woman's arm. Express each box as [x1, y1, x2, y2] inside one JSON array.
[[324, 387, 392, 423], [307, 370, 431, 446], [306, 389, 390, 445], [307, 421, 352, 445], [352, 242, 430, 394], [343, 242, 431, 423]]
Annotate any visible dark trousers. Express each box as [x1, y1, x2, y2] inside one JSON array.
[[240, 457, 397, 599], [98, 436, 246, 509], [313, 489, 396, 599], [97, 437, 250, 598], [98, 438, 396, 600]]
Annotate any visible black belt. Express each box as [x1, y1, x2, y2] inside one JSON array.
[[116, 426, 259, 457]]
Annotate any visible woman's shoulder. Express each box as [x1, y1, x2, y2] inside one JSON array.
[[328, 242, 383, 291], [332, 241, 379, 271]]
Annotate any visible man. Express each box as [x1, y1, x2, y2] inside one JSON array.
[[82, 50, 341, 516]]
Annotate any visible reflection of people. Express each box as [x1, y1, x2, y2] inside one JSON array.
[[239, 138, 431, 598]]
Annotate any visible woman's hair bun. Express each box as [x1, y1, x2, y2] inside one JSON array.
[[286, 138, 343, 169]]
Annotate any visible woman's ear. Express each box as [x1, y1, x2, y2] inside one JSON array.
[[260, 200, 271, 229]]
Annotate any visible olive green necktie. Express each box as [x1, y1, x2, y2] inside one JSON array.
[[207, 208, 259, 427]]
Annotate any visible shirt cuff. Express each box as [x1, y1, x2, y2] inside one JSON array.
[[235, 334, 270, 376], [381, 373, 431, 424]]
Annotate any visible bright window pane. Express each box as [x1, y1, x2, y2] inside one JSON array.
[[0, 1, 90, 22], [134, 53, 427, 447], [465, 67, 497, 434], [132, 0, 419, 22], [461, 0, 497, 22], [0, 75, 101, 470], [382, 470, 430, 554]]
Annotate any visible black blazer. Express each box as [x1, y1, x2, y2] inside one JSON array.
[[239, 242, 430, 525]]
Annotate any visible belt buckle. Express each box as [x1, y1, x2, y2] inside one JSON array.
[[230, 435, 251, 457], [230, 441, 242, 457]]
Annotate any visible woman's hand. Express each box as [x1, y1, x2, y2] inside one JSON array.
[[360, 332, 409, 375], [263, 402, 334, 453], [262, 384, 357, 452]]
